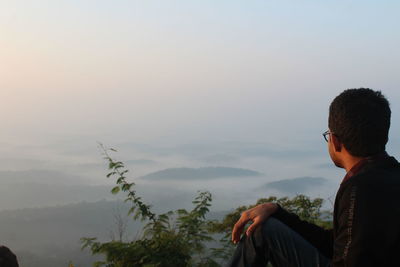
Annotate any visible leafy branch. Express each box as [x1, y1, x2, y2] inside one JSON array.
[[82, 144, 217, 267], [99, 143, 156, 223]]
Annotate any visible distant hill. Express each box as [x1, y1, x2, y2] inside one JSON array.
[[0, 200, 229, 267], [261, 177, 327, 194], [139, 167, 262, 180]]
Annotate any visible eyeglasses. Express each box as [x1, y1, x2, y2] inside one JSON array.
[[322, 130, 332, 142]]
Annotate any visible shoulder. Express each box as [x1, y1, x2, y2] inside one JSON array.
[[338, 162, 400, 213], [341, 159, 400, 191]]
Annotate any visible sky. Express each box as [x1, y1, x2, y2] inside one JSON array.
[[1, 1, 400, 188]]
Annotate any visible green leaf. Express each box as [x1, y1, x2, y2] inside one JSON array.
[[121, 183, 133, 191], [106, 171, 116, 178], [111, 186, 120, 194]]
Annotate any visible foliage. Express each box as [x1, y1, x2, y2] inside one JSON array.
[[81, 145, 217, 267], [82, 144, 332, 267]]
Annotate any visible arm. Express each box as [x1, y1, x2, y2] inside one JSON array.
[[231, 202, 333, 258]]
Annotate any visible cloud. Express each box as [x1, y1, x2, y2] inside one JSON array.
[[198, 154, 240, 164], [0, 169, 89, 185], [125, 159, 157, 165], [260, 176, 328, 194], [314, 163, 334, 169], [139, 167, 262, 180], [117, 141, 321, 160]]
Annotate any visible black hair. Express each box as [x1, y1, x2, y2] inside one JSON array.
[[328, 88, 391, 157]]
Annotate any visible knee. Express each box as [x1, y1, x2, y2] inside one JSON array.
[[261, 217, 285, 238], [244, 217, 282, 241], [237, 218, 284, 251], [263, 217, 280, 228]]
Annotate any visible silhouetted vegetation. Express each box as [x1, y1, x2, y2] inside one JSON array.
[[81, 145, 332, 267]]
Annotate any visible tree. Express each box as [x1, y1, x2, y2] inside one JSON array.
[[81, 145, 332, 267], [81, 145, 218, 267], [108, 205, 130, 242]]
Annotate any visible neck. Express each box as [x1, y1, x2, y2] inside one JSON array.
[[342, 151, 388, 172], [342, 156, 365, 173]]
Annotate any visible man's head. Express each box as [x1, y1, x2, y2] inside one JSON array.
[[327, 88, 391, 166]]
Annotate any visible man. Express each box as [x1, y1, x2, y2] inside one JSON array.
[[228, 88, 400, 267]]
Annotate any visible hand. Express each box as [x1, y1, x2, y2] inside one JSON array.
[[231, 202, 278, 244]]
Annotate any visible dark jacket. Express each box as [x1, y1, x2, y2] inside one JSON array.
[[272, 155, 400, 267]]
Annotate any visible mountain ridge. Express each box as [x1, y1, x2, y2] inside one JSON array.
[[139, 166, 262, 180]]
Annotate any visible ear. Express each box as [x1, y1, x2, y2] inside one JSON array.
[[331, 134, 342, 153]]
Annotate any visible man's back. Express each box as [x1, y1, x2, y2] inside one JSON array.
[[333, 155, 400, 266]]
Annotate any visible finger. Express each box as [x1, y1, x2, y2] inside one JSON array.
[[232, 222, 244, 243], [232, 217, 247, 243], [245, 217, 261, 237]]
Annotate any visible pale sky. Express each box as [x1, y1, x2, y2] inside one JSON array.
[[1, 0, 400, 149]]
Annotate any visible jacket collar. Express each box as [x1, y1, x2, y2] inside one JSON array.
[[341, 151, 395, 184]]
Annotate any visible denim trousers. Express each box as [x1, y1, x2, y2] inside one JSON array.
[[226, 217, 331, 267]]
